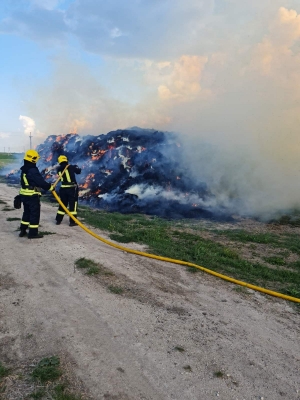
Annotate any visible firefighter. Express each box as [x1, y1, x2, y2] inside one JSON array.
[[19, 149, 54, 239], [55, 155, 81, 226]]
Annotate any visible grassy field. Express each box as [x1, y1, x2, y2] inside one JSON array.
[[0, 152, 16, 171], [78, 205, 300, 299]]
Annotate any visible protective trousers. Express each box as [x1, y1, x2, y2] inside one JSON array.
[[20, 195, 41, 236], [56, 186, 78, 224]]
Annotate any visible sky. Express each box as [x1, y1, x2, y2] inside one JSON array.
[[1, 0, 300, 216]]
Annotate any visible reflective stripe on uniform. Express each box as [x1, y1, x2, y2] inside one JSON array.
[[23, 173, 29, 186], [20, 188, 35, 195], [59, 167, 71, 183], [21, 221, 30, 225], [74, 202, 77, 213], [70, 211, 77, 215], [65, 169, 71, 182], [19, 189, 41, 195], [61, 185, 76, 188], [57, 210, 65, 215], [29, 224, 39, 228]]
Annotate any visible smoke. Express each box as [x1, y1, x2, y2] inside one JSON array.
[[19, 6, 300, 218], [19, 115, 35, 136]]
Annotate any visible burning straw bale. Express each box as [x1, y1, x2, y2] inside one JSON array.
[[6, 127, 230, 219]]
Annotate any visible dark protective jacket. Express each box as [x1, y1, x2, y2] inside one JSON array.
[[57, 162, 81, 187], [19, 160, 52, 196]]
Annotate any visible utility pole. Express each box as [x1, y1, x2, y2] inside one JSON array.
[[29, 132, 32, 149]]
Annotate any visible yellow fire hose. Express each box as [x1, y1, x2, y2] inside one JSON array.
[[51, 189, 300, 304]]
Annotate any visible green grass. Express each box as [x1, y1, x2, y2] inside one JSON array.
[[0, 362, 10, 378], [39, 231, 56, 235], [6, 217, 21, 221], [76, 207, 300, 297], [31, 356, 62, 383], [53, 384, 83, 400], [86, 266, 100, 275], [174, 346, 185, 352], [186, 266, 201, 273], [0, 153, 16, 171], [2, 207, 14, 211], [215, 229, 300, 255], [263, 256, 286, 266], [0, 199, 7, 204], [214, 370, 224, 378], [270, 212, 300, 227], [108, 285, 124, 295], [29, 389, 46, 399], [75, 257, 98, 269], [75, 258, 113, 276], [234, 286, 251, 294]]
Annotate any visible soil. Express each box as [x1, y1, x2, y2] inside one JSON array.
[[0, 183, 299, 400]]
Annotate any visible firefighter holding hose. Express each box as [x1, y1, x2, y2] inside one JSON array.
[[55, 155, 81, 226], [19, 149, 54, 239]]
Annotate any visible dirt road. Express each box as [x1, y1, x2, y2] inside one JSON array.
[[0, 183, 299, 400]]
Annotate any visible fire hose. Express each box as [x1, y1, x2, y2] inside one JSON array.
[[50, 186, 300, 304]]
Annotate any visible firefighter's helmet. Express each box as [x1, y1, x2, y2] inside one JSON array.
[[58, 155, 68, 163], [24, 149, 40, 163]]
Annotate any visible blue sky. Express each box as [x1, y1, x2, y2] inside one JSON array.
[[1, 0, 300, 214], [1, 0, 300, 157]]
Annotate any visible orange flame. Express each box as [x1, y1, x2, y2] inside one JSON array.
[[91, 150, 107, 161]]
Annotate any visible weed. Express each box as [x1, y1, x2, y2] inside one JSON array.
[[234, 286, 250, 294], [284, 286, 300, 298], [29, 389, 46, 399], [39, 231, 56, 235], [222, 247, 239, 259], [263, 256, 286, 266], [174, 346, 185, 352], [108, 285, 124, 295], [26, 333, 33, 339], [31, 356, 62, 383], [288, 260, 300, 271], [86, 266, 100, 275], [75, 257, 98, 269], [183, 365, 192, 372], [6, 217, 21, 221], [75, 208, 300, 295], [0, 362, 9, 378], [53, 384, 83, 400], [214, 370, 224, 378], [0, 200, 7, 204], [186, 266, 200, 273], [2, 207, 14, 211]]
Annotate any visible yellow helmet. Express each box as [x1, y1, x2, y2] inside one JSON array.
[[24, 149, 40, 163], [58, 155, 68, 163]]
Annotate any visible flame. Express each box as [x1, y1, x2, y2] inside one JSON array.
[[55, 135, 66, 142], [79, 172, 95, 189], [91, 150, 107, 160]]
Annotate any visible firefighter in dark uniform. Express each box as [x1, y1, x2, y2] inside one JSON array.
[[19, 149, 54, 239], [55, 155, 81, 226]]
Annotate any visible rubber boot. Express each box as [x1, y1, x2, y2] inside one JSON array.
[[19, 229, 27, 237]]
